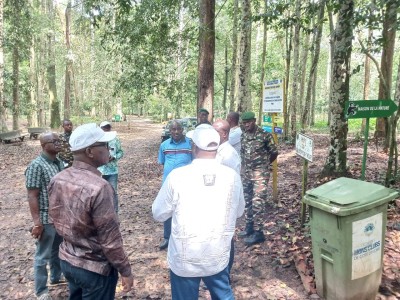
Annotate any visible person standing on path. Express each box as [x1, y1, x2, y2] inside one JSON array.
[[98, 121, 123, 213], [195, 108, 212, 127], [48, 123, 133, 299], [157, 120, 192, 250], [58, 119, 74, 168], [25, 132, 64, 300], [227, 112, 242, 155], [152, 125, 244, 300], [239, 111, 278, 246]]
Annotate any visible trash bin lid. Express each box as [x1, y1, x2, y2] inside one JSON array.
[[303, 177, 398, 216]]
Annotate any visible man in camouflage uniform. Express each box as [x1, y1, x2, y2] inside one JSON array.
[[57, 119, 74, 168], [239, 112, 278, 246]]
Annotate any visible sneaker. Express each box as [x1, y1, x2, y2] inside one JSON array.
[[37, 293, 52, 300]]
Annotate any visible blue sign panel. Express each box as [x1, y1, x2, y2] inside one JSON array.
[[274, 127, 283, 134], [262, 126, 272, 133]]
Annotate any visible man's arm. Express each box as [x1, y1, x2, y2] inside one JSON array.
[[157, 144, 165, 165], [27, 189, 43, 239], [152, 177, 174, 222], [114, 138, 124, 160]]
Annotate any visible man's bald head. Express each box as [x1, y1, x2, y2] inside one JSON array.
[[40, 132, 62, 155], [213, 120, 230, 144], [227, 112, 239, 128]]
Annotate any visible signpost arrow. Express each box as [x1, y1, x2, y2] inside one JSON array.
[[345, 100, 398, 119]]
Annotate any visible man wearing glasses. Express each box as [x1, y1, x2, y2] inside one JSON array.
[[48, 123, 133, 299], [25, 132, 64, 300]]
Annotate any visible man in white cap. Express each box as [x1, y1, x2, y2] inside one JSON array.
[[48, 123, 133, 299], [98, 121, 124, 213], [152, 125, 244, 300]]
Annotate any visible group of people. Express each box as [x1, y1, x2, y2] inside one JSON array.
[[154, 109, 278, 298], [25, 120, 126, 300], [25, 109, 278, 300]]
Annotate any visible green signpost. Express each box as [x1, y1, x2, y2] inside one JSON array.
[[345, 100, 398, 180]]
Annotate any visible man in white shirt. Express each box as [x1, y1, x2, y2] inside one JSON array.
[[152, 126, 245, 300], [213, 120, 241, 175], [227, 112, 242, 154]]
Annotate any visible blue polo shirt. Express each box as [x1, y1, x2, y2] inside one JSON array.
[[158, 137, 192, 183]]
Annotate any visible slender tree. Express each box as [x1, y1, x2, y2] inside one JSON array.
[[197, 0, 215, 120], [229, 0, 239, 112], [0, 0, 6, 132]]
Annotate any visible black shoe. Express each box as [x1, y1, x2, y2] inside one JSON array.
[[159, 238, 169, 250], [244, 231, 265, 246], [238, 223, 254, 238]]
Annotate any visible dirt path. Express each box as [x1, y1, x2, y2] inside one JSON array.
[[0, 117, 398, 300]]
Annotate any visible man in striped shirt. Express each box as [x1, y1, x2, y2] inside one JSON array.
[[157, 120, 193, 249]]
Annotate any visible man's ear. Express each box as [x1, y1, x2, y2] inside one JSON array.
[[85, 147, 94, 158]]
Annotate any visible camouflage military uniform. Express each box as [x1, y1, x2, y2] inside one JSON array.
[[57, 132, 73, 168], [241, 125, 278, 232]]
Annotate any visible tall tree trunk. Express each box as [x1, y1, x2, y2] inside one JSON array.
[[361, 26, 373, 132], [323, 0, 354, 175], [326, 4, 335, 126], [258, 0, 268, 124], [288, 0, 301, 141], [283, 22, 293, 140], [298, 28, 310, 120], [64, 0, 72, 120], [302, 0, 325, 128], [386, 57, 400, 186], [229, 0, 239, 112], [28, 38, 38, 127], [236, 0, 252, 113], [222, 40, 228, 113], [197, 0, 215, 121], [375, 0, 397, 151], [0, 0, 6, 132], [47, 0, 60, 128], [12, 46, 19, 130]]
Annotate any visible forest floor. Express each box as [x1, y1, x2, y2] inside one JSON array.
[[0, 116, 399, 300]]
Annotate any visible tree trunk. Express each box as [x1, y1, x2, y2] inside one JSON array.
[[288, 0, 301, 141], [64, 0, 72, 120], [236, 0, 252, 113], [298, 28, 310, 120], [283, 22, 293, 140], [0, 0, 6, 133], [302, 0, 325, 128], [197, 0, 215, 121], [47, 0, 60, 128], [375, 0, 397, 151], [323, 0, 354, 175], [222, 40, 228, 113], [361, 26, 373, 132], [326, 4, 335, 126], [229, 0, 239, 112], [258, 0, 268, 124], [12, 46, 19, 130]]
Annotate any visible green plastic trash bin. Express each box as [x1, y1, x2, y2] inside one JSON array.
[[303, 177, 398, 300], [114, 114, 121, 122]]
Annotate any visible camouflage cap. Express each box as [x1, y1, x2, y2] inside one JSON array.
[[241, 111, 256, 120], [199, 108, 209, 114]]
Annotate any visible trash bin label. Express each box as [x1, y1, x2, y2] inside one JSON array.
[[351, 213, 382, 280]]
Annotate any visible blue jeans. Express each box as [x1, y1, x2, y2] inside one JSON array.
[[102, 174, 119, 213], [60, 260, 118, 300], [164, 217, 172, 239], [170, 266, 234, 300], [34, 224, 63, 296]]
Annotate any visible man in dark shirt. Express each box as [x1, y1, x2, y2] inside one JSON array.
[[57, 119, 74, 168], [25, 132, 64, 300], [195, 108, 212, 127], [48, 123, 133, 299]]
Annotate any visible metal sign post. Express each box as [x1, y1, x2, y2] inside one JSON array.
[[296, 133, 314, 225]]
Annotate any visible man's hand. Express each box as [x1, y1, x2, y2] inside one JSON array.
[[121, 274, 134, 292], [31, 224, 44, 240]]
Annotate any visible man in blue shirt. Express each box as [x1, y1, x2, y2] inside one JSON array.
[[158, 120, 192, 249]]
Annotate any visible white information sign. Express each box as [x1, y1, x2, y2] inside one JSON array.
[[263, 79, 284, 113], [295, 133, 313, 162], [351, 213, 382, 280]]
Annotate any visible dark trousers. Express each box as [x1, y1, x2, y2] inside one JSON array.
[[60, 260, 118, 300]]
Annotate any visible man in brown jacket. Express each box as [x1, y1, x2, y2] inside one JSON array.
[[48, 123, 133, 299]]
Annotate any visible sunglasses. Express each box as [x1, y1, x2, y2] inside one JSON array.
[[45, 140, 62, 145]]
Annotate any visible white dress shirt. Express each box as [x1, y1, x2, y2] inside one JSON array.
[[229, 126, 242, 154], [152, 159, 245, 277], [216, 141, 241, 174]]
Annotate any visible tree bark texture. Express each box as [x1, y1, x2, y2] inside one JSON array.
[[258, 1, 268, 124], [302, 0, 325, 128], [375, 0, 397, 149], [361, 27, 372, 132], [12, 46, 19, 130], [64, 0, 72, 120], [323, 0, 354, 175], [236, 0, 252, 113], [288, 0, 301, 141], [0, 0, 6, 132], [197, 0, 215, 121], [229, 0, 239, 112]]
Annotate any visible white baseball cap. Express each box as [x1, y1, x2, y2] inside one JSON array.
[[69, 123, 116, 151], [186, 124, 219, 151], [100, 121, 111, 128]]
